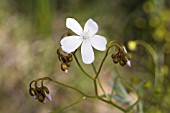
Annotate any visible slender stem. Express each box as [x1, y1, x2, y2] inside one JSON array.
[[95, 46, 111, 79], [36, 77, 96, 98], [33, 76, 139, 112], [50, 80, 93, 98], [50, 97, 86, 113], [95, 54, 107, 79], [95, 43, 121, 79], [92, 42, 124, 101], [73, 53, 94, 80], [99, 96, 140, 112], [93, 79, 99, 97], [92, 63, 108, 98], [91, 63, 97, 75], [99, 97, 126, 112]]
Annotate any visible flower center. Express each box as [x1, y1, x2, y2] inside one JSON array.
[[82, 31, 90, 40]]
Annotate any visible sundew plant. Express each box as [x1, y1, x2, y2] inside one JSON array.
[[29, 18, 140, 113], [1, 0, 170, 113]]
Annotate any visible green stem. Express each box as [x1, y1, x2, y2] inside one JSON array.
[[99, 96, 140, 112], [50, 97, 86, 113], [93, 79, 99, 97], [36, 77, 96, 98], [73, 52, 94, 80], [95, 42, 122, 79], [99, 97, 126, 112], [92, 63, 108, 98], [95, 51, 108, 79]]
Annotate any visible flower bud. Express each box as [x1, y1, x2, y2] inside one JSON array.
[[124, 54, 131, 67], [113, 58, 120, 64], [119, 60, 126, 66], [57, 48, 62, 55], [35, 87, 42, 94], [125, 54, 130, 60], [66, 62, 71, 67], [42, 86, 49, 94], [29, 88, 37, 99], [111, 54, 117, 59], [37, 94, 46, 104], [42, 86, 52, 101], [61, 56, 68, 63], [29, 88, 36, 96], [67, 54, 73, 62], [61, 63, 68, 72]]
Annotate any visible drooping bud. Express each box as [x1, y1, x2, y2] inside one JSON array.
[[57, 48, 73, 73], [124, 52, 131, 67], [57, 48, 62, 56], [29, 88, 37, 99], [111, 51, 121, 64], [66, 62, 71, 67], [61, 63, 68, 73], [111, 53, 117, 59], [113, 58, 120, 64], [111, 46, 131, 67], [41, 86, 52, 101], [67, 54, 73, 62], [60, 56, 67, 63], [37, 94, 46, 104], [119, 60, 126, 66], [35, 87, 42, 94]]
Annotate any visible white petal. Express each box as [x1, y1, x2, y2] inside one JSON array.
[[81, 40, 94, 64], [66, 18, 83, 35], [90, 35, 107, 51], [60, 36, 83, 53], [84, 19, 98, 36]]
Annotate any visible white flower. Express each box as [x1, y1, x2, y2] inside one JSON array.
[[60, 18, 107, 64]]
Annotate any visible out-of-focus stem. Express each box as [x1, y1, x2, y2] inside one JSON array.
[[99, 96, 140, 112], [135, 40, 161, 87]]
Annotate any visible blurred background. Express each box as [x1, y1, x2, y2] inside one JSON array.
[[0, 0, 170, 113]]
